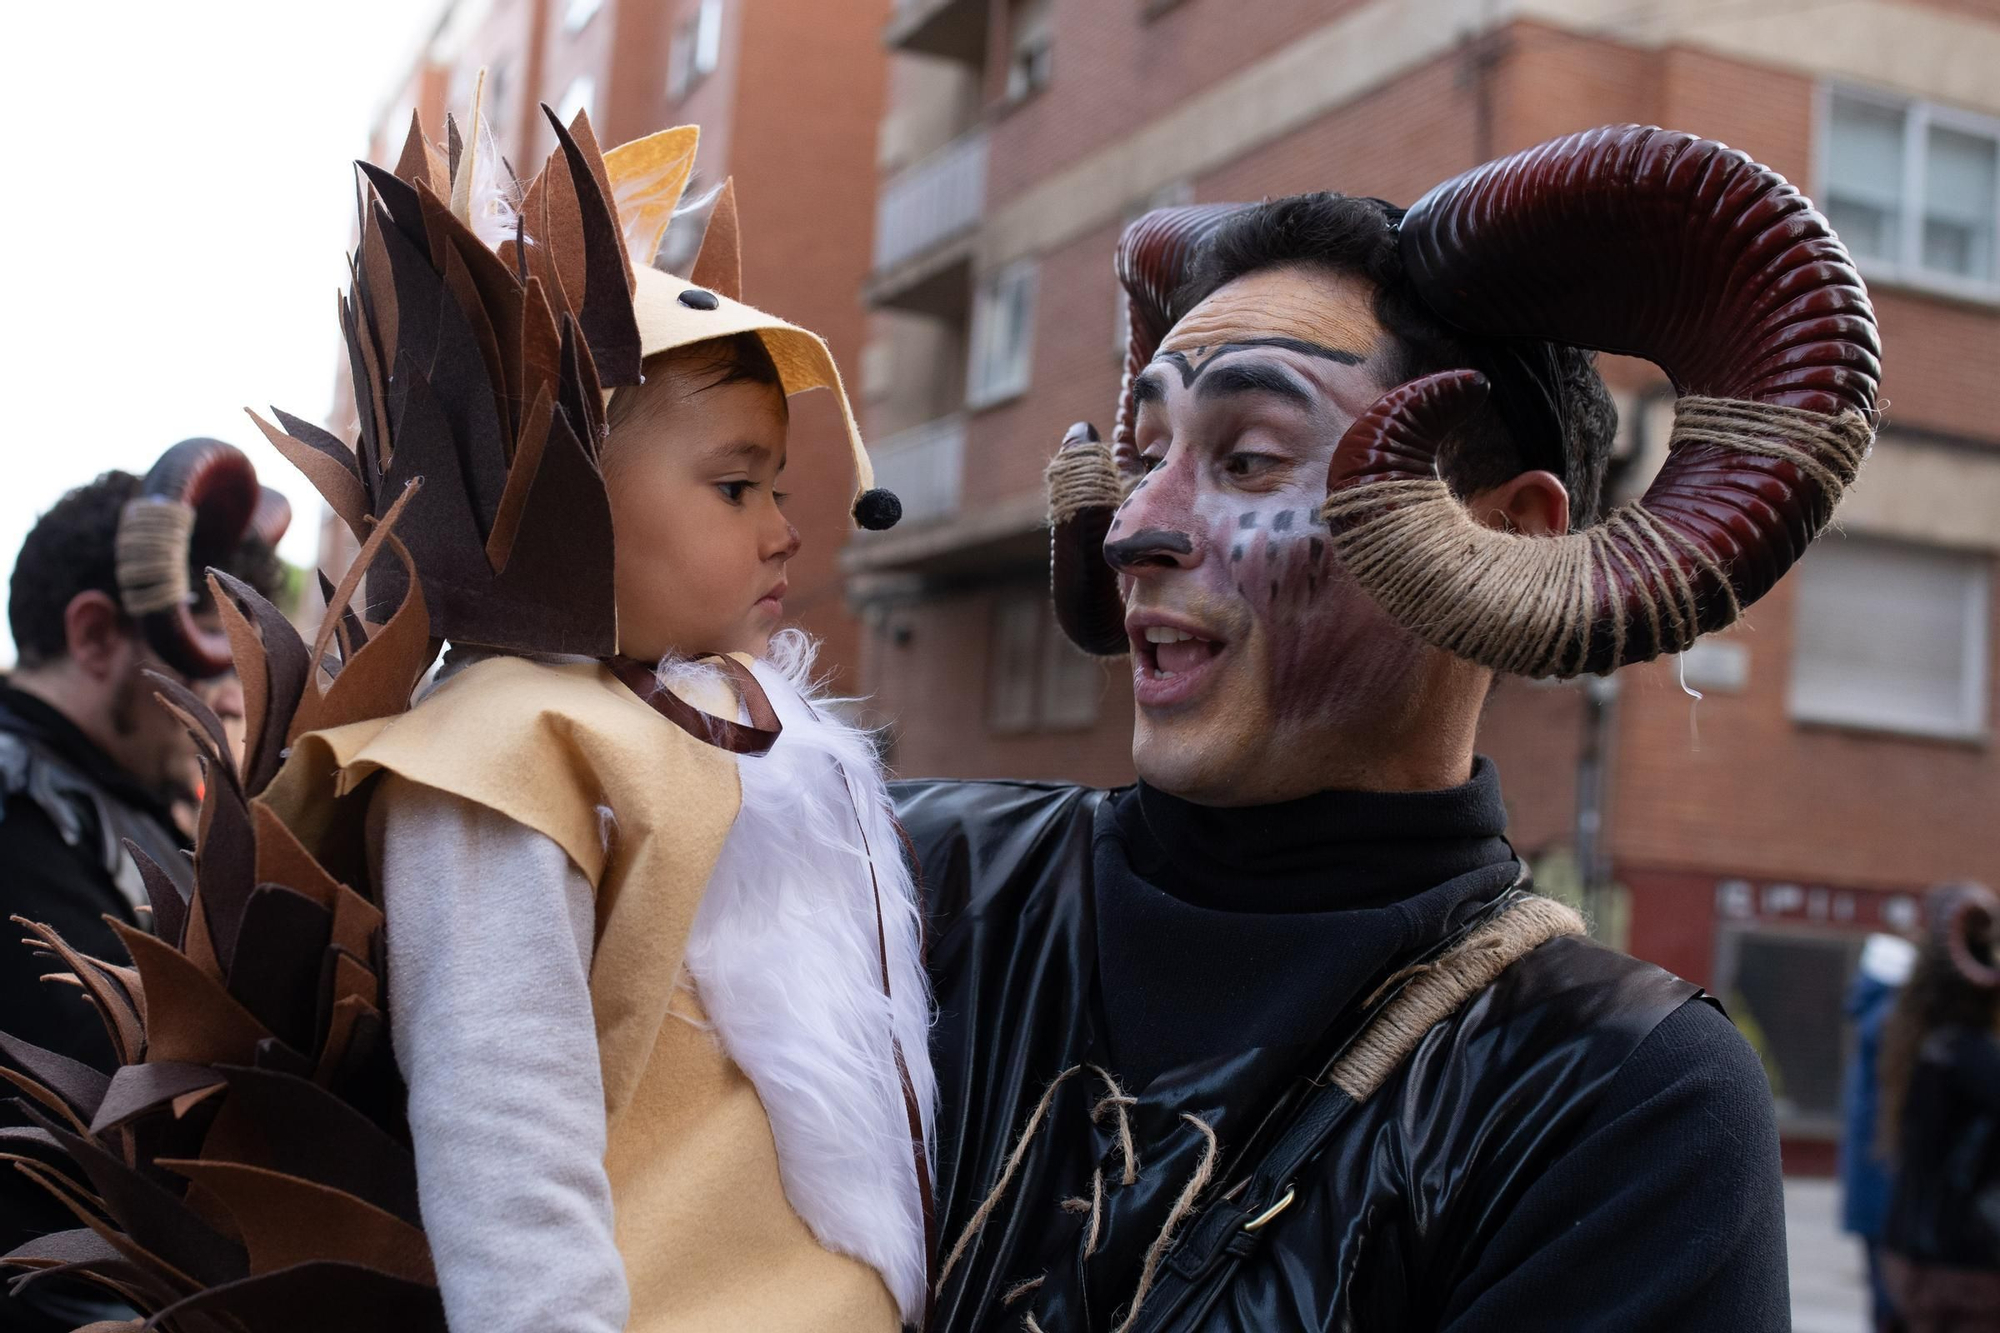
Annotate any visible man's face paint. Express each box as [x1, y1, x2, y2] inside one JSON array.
[[1114, 265, 1441, 805]]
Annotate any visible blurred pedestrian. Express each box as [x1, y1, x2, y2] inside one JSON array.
[[1844, 929, 1918, 1331], [1878, 882, 2000, 1333], [0, 440, 286, 1333]]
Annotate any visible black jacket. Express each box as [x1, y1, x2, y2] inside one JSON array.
[[0, 683, 187, 1318], [1885, 1024, 2000, 1269], [897, 778, 1789, 1332]]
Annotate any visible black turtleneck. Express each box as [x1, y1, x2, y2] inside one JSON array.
[[1092, 757, 1521, 1085]]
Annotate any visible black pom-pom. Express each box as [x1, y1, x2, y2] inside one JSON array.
[[678, 288, 719, 310], [853, 488, 902, 531]]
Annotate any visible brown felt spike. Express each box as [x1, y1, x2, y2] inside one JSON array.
[[0, 1031, 110, 1122], [109, 921, 273, 1068], [565, 106, 635, 294], [544, 106, 643, 386], [90, 1064, 227, 1136], [12, 921, 142, 1065], [391, 110, 446, 198], [246, 412, 365, 539], [158, 1160, 434, 1286], [358, 211, 402, 382], [689, 177, 742, 302], [530, 136, 588, 323], [485, 383, 556, 573], [208, 570, 311, 797]]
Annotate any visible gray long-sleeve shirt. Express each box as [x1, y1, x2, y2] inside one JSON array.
[[369, 774, 627, 1333]]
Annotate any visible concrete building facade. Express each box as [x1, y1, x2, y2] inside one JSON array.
[[850, 0, 2000, 1165]]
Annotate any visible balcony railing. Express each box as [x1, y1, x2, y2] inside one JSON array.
[[874, 131, 987, 274], [868, 414, 966, 526]]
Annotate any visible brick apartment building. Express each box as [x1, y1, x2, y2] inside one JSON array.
[[849, 0, 2000, 1163], [322, 0, 891, 687]]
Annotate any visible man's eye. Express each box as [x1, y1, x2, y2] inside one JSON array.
[[1223, 452, 1281, 479], [718, 481, 752, 503], [1138, 452, 1166, 473]]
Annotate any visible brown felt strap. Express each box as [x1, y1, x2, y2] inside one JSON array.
[[607, 656, 781, 756]]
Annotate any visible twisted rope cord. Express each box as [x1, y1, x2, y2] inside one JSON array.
[[114, 499, 197, 615], [1112, 1113, 1220, 1333], [1046, 439, 1125, 525], [1319, 398, 1871, 677]]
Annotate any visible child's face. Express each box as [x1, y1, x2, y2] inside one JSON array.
[[602, 356, 798, 663]]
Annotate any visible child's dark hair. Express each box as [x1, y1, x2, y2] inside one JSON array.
[[610, 332, 788, 431]]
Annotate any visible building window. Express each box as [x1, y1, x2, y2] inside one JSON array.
[[669, 0, 724, 101], [968, 260, 1037, 407], [1789, 534, 1991, 740], [1005, 0, 1054, 104], [563, 0, 604, 34], [988, 589, 1102, 733], [1715, 925, 1863, 1134], [556, 74, 596, 127], [1823, 87, 2000, 296]]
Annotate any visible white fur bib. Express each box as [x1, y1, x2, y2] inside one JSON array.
[[675, 634, 934, 1322]]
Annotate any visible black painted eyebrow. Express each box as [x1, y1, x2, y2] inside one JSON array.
[[1194, 359, 1313, 408]]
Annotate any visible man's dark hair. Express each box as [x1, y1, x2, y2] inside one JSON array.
[[1173, 193, 1617, 526], [9, 471, 291, 669], [9, 471, 141, 668]]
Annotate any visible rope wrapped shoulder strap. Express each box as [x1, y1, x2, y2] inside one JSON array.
[[1118, 891, 1586, 1333], [1328, 893, 1584, 1099]]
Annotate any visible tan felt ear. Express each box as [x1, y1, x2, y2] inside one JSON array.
[[690, 177, 742, 302], [604, 125, 700, 276]]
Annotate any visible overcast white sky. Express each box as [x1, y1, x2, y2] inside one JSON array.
[[0, 1, 449, 662]]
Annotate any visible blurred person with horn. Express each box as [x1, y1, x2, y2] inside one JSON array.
[[0, 78, 929, 1333], [0, 440, 288, 1332], [897, 125, 1876, 1330], [1878, 883, 2000, 1333]]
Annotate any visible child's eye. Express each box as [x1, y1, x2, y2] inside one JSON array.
[[718, 481, 752, 504], [774, 490, 791, 509]]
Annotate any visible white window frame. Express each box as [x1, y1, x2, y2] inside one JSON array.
[[669, 0, 724, 101], [1818, 83, 2000, 304], [968, 260, 1038, 409], [1787, 534, 1992, 742]]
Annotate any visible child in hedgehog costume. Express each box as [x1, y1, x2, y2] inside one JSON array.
[[0, 90, 931, 1333]]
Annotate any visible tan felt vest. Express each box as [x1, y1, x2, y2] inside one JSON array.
[[265, 655, 899, 1332]]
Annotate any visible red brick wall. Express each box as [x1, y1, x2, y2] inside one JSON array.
[[729, 0, 891, 694], [983, 0, 1375, 206], [861, 584, 1137, 787]]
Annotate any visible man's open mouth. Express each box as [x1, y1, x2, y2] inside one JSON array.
[[1130, 619, 1227, 707]]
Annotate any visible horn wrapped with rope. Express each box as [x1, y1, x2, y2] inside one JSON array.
[[1936, 883, 2000, 990], [1322, 124, 1879, 676], [116, 437, 293, 679], [1049, 204, 1245, 656]]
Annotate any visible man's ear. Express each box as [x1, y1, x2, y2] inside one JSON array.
[[63, 590, 136, 681], [1466, 469, 1570, 537]]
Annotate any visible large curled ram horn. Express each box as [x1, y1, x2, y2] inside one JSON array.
[[1321, 124, 1880, 678], [117, 438, 266, 680]]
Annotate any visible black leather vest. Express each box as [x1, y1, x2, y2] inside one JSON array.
[[896, 779, 1703, 1333]]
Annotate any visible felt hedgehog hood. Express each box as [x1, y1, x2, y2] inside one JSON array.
[[252, 81, 897, 659]]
